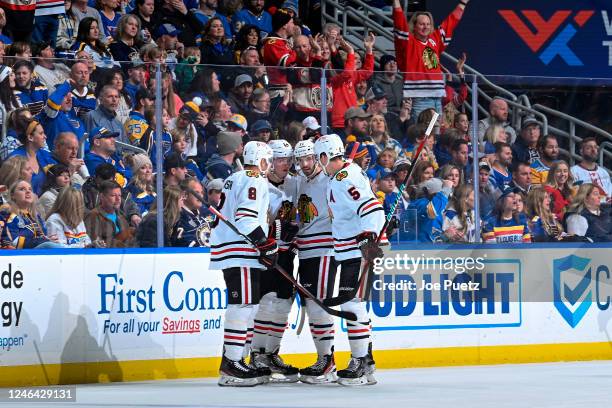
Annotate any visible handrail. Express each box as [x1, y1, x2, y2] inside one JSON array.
[[532, 104, 612, 143]]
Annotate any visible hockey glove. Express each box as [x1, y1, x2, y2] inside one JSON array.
[[356, 231, 384, 262], [272, 220, 299, 243], [256, 237, 279, 268], [386, 216, 400, 238]]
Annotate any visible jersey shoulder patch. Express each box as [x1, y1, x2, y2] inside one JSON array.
[[335, 170, 348, 181], [245, 170, 260, 178]]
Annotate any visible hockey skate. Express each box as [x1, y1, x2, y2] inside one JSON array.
[[337, 356, 374, 386], [218, 356, 260, 387], [250, 348, 273, 384], [299, 353, 337, 384], [252, 348, 299, 383], [365, 343, 377, 385]]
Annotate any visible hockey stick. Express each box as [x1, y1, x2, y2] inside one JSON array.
[[324, 113, 439, 306], [192, 189, 357, 321], [347, 141, 360, 163]]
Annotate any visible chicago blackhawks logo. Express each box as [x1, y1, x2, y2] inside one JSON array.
[[335, 170, 348, 181], [278, 200, 294, 222], [422, 47, 439, 69], [297, 194, 319, 223]]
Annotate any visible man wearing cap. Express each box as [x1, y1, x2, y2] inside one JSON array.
[[233, 0, 272, 36], [156, 0, 205, 47], [205, 131, 244, 180], [123, 59, 147, 106], [372, 54, 403, 115], [345, 141, 371, 171], [169, 101, 201, 158], [125, 88, 154, 145], [262, 8, 297, 90], [226, 114, 248, 138], [511, 116, 541, 167], [303, 116, 323, 140], [37, 80, 86, 150], [163, 152, 188, 187], [482, 185, 531, 244], [154, 23, 184, 68], [84, 126, 132, 185], [365, 83, 405, 143], [250, 119, 273, 142], [343, 106, 377, 165], [228, 74, 253, 116], [86, 85, 127, 145]]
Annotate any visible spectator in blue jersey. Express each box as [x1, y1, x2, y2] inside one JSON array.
[[84, 126, 131, 185], [477, 160, 496, 220], [125, 87, 154, 145], [526, 187, 563, 242], [488, 142, 513, 192], [170, 177, 212, 246], [38, 80, 86, 149], [193, 0, 232, 41], [482, 185, 531, 244], [0, 179, 64, 249], [86, 85, 128, 143], [205, 131, 243, 180], [0, 9, 12, 45], [564, 184, 611, 242], [1, 107, 32, 161], [407, 177, 453, 243], [9, 118, 55, 196], [13, 60, 49, 116], [123, 59, 147, 106], [124, 153, 156, 215], [530, 134, 559, 186], [69, 61, 97, 121], [232, 0, 272, 37], [109, 14, 144, 74], [512, 116, 541, 167], [443, 184, 476, 243]]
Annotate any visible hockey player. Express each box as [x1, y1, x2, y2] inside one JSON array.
[[250, 139, 300, 383], [209, 141, 278, 387], [293, 139, 338, 384], [313, 134, 385, 386]]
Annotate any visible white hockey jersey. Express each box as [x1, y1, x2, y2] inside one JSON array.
[[295, 170, 334, 259], [571, 164, 612, 201], [327, 163, 385, 261], [268, 174, 298, 252], [210, 169, 270, 270]]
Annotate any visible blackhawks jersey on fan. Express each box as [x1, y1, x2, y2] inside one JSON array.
[[327, 163, 385, 261], [268, 174, 298, 253], [295, 170, 334, 259], [209, 169, 270, 270]]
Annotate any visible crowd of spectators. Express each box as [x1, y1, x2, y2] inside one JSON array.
[[0, 0, 609, 249]]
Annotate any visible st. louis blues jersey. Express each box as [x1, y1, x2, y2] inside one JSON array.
[[209, 169, 270, 270], [327, 162, 385, 261], [295, 170, 334, 259], [268, 174, 298, 253]]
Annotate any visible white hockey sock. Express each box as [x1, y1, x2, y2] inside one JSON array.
[[250, 293, 275, 352], [341, 299, 370, 358], [265, 296, 292, 353], [223, 304, 254, 361], [242, 304, 258, 359], [306, 299, 335, 356]]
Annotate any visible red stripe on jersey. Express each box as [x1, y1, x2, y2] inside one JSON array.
[[243, 267, 250, 304], [224, 335, 247, 341], [334, 240, 357, 248], [360, 201, 381, 214], [212, 247, 258, 255], [319, 256, 328, 298], [296, 237, 334, 245]]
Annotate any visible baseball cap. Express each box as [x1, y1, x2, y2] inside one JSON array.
[[128, 57, 146, 70], [365, 84, 386, 101], [344, 106, 372, 120], [478, 161, 491, 171], [179, 101, 200, 121], [227, 114, 248, 131], [251, 119, 272, 133], [302, 116, 321, 131], [206, 178, 224, 192], [393, 158, 411, 172], [89, 126, 119, 143], [234, 74, 253, 88], [155, 24, 180, 39], [163, 152, 187, 173], [498, 184, 518, 200], [521, 116, 539, 130]]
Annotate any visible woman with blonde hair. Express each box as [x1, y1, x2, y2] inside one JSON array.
[[438, 164, 462, 190], [0, 180, 63, 248], [526, 187, 563, 242], [125, 154, 156, 216], [483, 124, 506, 154], [0, 156, 33, 203], [369, 113, 405, 159], [46, 186, 92, 248], [443, 184, 475, 242], [136, 185, 183, 247], [544, 160, 575, 220], [564, 183, 611, 242]]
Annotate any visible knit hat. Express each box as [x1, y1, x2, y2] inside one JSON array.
[[206, 178, 224, 192], [131, 153, 152, 175], [379, 54, 396, 71], [216, 131, 243, 155], [227, 114, 248, 131], [179, 101, 200, 121], [417, 177, 443, 196], [251, 119, 272, 133], [272, 8, 293, 32], [0, 65, 11, 83]]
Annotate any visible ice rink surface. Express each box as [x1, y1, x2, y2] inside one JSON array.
[[2, 361, 611, 408]]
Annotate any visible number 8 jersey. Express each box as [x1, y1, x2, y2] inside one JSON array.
[[210, 170, 271, 270], [327, 163, 385, 261]]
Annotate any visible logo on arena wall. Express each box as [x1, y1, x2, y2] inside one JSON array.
[[499, 10, 594, 66]]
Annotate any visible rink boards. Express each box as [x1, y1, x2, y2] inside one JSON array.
[[0, 244, 611, 386]]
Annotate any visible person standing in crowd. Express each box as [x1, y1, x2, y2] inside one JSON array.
[[56, 0, 80, 51], [262, 8, 297, 93], [530, 135, 559, 185], [570, 137, 611, 202], [392, 0, 469, 118], [564, 184, 611, 242], [371, 54, 403, 115], [544, 160, 575, 221], [84, 180, 133, 247], [45, 186, 93, 247]]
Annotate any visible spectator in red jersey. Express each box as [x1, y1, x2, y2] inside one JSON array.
[[392, 0, 469, 119], [544, 160, 575, 221]]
